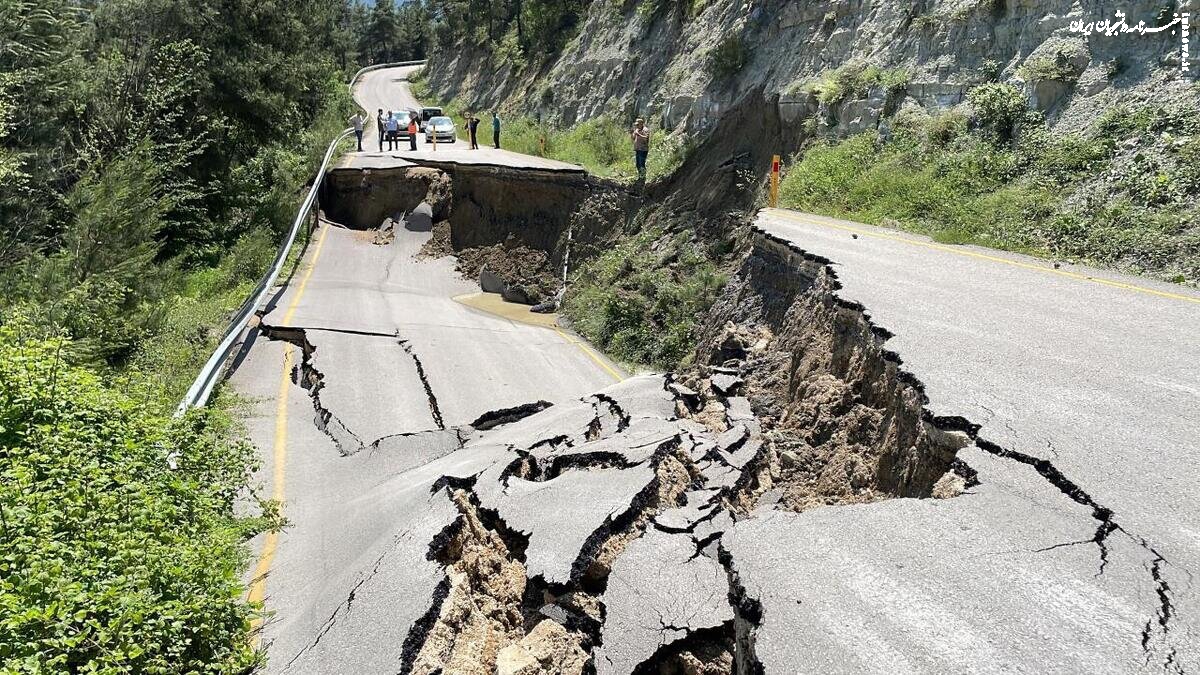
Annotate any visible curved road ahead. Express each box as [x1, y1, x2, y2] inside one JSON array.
[[344, 65, 580, 172], [229, 67, 622, 670]]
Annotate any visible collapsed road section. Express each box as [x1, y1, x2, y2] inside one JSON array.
[[230, 139, 1197, 672]]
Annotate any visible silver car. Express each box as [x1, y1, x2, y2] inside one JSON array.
[[424, 116, 456, 143]]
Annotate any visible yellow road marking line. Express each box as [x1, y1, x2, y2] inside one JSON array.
[[553, 325, 626, 382], [769, 210, 1200, 305], [247, 223, 333, 644]]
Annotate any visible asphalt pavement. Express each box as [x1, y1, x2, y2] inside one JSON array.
[[346, 66, 582, 173], [225, 62, 1200, 673], [737, 208, 1200, 673], [229, 148, 621, 669]]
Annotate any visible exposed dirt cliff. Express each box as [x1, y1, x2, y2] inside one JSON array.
[[426, 0, 1196, 142]]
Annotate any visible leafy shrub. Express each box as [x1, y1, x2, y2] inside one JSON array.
[[564, 227, 727, 367], [1018, 48, 1084, 82], [925, 110, 969, 146], [879, 68, 912, 93], [0, 321, 270, 673], [977, 59, 1002, 82], [812, 63, 909, 105], [967, 83, 1029, 142], [709, 35, 748, 80]]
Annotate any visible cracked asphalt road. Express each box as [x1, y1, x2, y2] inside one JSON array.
[[750, 208, 1200, 672], [229, 201, 1199, 671], [230, 214, 622, 668], [223, 65, 1199, 674]]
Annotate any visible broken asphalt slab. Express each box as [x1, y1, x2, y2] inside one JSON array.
[[723, 445, 1191, 673], [595, 527, 733, 675]]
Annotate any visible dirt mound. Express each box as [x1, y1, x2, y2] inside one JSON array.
[[454, 236, 559, 305], [419, 220, 455, 259]]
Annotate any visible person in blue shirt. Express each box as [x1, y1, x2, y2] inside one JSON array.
[[385, 111, 398, 151]]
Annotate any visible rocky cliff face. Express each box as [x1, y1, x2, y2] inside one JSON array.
[[427, 0, 1196, 141]]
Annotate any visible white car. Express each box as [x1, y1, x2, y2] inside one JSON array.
[[424, 116, 456, 143]]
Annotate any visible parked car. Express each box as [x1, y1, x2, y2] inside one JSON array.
[[390, 110, 416, 138], [419, 107, 443, 132], [424, 116, 456, 143]]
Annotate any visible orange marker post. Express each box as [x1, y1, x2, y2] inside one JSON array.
[[769, 154, 781, 207]]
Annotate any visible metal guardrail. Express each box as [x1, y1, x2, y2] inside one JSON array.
[[175, 127, 355, 415], [174, 60, 427, 415]]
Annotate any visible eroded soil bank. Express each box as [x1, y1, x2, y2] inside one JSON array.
[[292, 159, 981, 673], [321, 161, 639, 304]]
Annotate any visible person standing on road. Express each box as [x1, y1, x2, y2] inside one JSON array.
[[631, 118, 650, 180], [375, 108, 386, 152], [468, 114, 480, 150], [408, 117, 418, 151], [492, 112, 501, 149], [350, 112, 365, 152], [385, 111, 398, 151]]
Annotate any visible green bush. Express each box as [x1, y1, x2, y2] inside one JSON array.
[[967, 83, 1028, 142], [0, 321, 272, 673], [812, 63, 910, 105], [1017, 48, 1084, 82], [564, 227, 727, 367]]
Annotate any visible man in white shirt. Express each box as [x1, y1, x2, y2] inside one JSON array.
[[349, 112, 365, 152]]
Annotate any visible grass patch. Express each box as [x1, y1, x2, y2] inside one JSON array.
[[778, 95, 1200, 283]]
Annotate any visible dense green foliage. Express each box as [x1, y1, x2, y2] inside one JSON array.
[[564, 227, 727, 367], [348, 0, 432, 66], [0, 0, 408, 671], [1, 0, 360, 377], [426, 0, 588, 59], [0, 322, 268, 672], [780, 86, 1200, 283]]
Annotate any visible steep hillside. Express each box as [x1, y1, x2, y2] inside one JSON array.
[[429, 0, 1194, 135], [423, 0, 1199, 283]]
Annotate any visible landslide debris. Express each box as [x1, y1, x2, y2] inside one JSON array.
[[456, 236, 557, 305], [409, 489, 537, 675]]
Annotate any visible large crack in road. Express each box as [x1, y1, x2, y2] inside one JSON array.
[[231, 147, 1196, 673], [261, 227, 1192, 673]]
